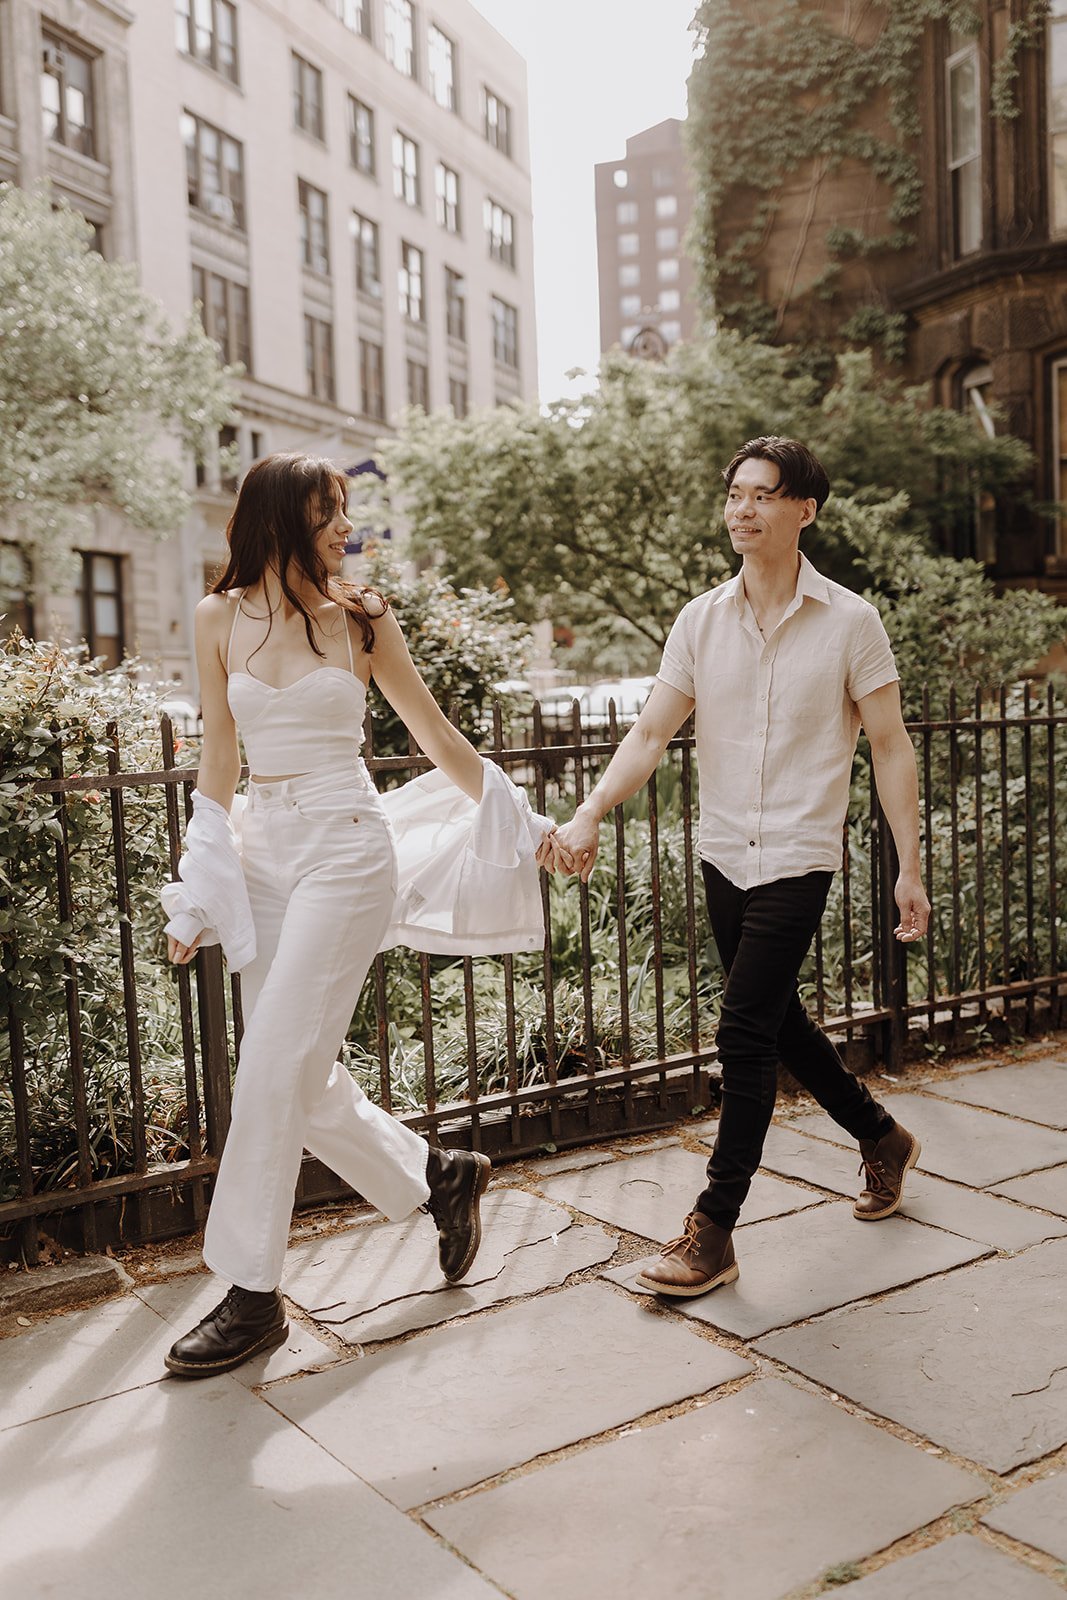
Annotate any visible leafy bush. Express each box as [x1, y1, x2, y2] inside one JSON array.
[[0, 634, 192, 1202]]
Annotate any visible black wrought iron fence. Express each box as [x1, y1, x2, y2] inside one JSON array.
[[2, 687, 1064, 1262]]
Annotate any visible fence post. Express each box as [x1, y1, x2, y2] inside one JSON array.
[[875, 791, 908, 1071], [197, 946, 232, 1155]]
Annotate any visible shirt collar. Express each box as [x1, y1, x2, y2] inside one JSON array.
[[720, 552, 832, 617]]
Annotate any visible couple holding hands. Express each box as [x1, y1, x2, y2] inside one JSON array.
[[162, 436, 929, 1379]]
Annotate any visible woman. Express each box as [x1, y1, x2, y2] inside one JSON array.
[[163, 452, 495, 1378]]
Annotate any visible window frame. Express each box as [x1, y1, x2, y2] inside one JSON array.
[[359, 337, 386, 420], [292, 51, 325, 142], [491, 295, 518, 369], [348, 94, 376, 175], [482, 86, 511, 156], [41, 31, 96, 159], [406, 357, 430, 410], [78, 552, 125, 669], [445, 266, 466, 343], [484, 197, 515, 266], [946, 33, 982, 258], [175, 0, 239, 83], [182, 110, 246, 229], [399, 240, 425, 322], [385, 0, 417, 78], [393, 129, 421, 207], [352, 211, 382, 297], [435, 161, 461, 233], [428, 23, 457, 110], [298, 178, 331, 274], [304, 312, 336, 401], [192, 263, 252, 369]]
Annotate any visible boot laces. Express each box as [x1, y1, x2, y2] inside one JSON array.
[[858, 1155, 891, 1197], [662, 1213, 705, 1261]]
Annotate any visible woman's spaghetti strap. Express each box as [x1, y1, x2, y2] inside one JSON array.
[[225, 590, 244, 674], [344, 606, 355, 673]]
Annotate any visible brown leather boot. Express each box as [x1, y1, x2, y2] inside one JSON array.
[[854, 1120, 921, 1220], [635, 1211, 739, 1298], [424, 1145, 491, 1282]]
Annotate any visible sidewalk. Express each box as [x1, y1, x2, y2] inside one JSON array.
[[2, 1042, 1067, 1600]]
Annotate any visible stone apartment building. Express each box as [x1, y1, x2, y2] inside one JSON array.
[[0, 0, 537, 693], [705, 0, 1067, 595], [594, 117, 699, 361]]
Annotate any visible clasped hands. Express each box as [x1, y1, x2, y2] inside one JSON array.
[[536, 807, 601, 883]]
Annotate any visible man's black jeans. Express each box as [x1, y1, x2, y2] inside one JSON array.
[[696, 861, 893, 1231]]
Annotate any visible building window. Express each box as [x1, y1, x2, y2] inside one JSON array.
[[658, 288, 680, 311], [292, 53, 325, 141], [656, 226, 679, 250], [399, 241, 424, 322], [491, 296, 518, 368], [407, 358, 429, 409], [485, 199, 515, 265], [429, 25, 456, 110], [651, 165, 672, 188], [618, 263, 640, 287], [304, 314, 335, 401], [393, 131, 420, 207], [175, 0, 238, 83], [655, 194, 678, 219], [351, 212, 381, 296], [661, 320, 682, 343], [78, 553, 124, 669], [349, 95, 375, 175], [435, 163, 461, 233], [620, 294, 641, 317], [657, 257, 680, 282], [1052, 356, 1067, 555], [612, 168, 628, 188], [620, 324, 640, 348], [182, 111, 245, 228], [445, 267, 466, 342], [618, 232, 639, 257], [616, 201, 638, 224], [385, 0, 416, 77], [1049, 3, 1067, 232], [0, 544, 34, 643], [958, 362, 997, 561], [947, 31, 981, 257], [360, 338, 386, 419], [332, 0, 371, 37], [41, 33, 95, 158], [449, 376, 468, 417], [483, 87, 511, 155], [298, 179, 330, 273], [192, 265, 251, 368]]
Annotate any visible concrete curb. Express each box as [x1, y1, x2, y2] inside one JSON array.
[[0, 1255, 132, 1319]]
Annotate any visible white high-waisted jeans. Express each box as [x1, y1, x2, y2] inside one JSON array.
[[203, 766, 431, 1292]]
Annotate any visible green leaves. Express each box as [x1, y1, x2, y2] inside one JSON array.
[[0, 183, 237, 583]]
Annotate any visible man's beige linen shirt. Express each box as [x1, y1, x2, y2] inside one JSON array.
[[657, 554, 899, 889]]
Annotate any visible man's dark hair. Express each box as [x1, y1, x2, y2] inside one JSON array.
[[722, 436, 831, 511]]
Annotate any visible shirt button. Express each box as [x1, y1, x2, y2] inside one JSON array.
[[749, 839, 756, 847]]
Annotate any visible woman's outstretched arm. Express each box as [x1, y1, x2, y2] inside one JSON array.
[[367, 607, 484, 802]]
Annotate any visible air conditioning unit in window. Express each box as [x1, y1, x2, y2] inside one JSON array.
[[42, 44, 66, 71], [204, 193, 235, 225]]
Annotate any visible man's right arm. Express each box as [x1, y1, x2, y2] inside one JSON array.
[[546, 681, 695, 881]]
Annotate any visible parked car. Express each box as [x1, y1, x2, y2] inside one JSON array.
[[535, 677, 655, 737]]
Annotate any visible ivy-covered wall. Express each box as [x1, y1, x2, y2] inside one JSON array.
[[686, 0, 1050, 362]]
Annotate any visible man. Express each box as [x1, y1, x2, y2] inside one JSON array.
[[544, 437, 930, 1297]]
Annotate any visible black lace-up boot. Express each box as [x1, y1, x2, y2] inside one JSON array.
[[424, 1145, 491, 1282], [164, 1285, 287, 1378]]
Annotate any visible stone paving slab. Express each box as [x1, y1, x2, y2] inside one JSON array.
[[988, 1164, 1067, 1216], [921, 1060, 1067, 1128], [757, 1125, 1067, 1252], [0, 1254, 131, 1317], [785, 1092, 1067, 1186], [136, 1276, 338, 1386], [0, 1377, 496, 1600], [425, 1377, 981, 1600], [756, 1236, 1067, 1473], [283, 1189, 617, 1344], [270, 1281, 752, 1509], [982, 1471, 1067, 1563], [827, 1535, 1066, 1599], [537, 1144, 823, 1244], [604, 1201, 988, 1339], [0, 1294, 173, 1432], [526, 1147, 619, 1176]]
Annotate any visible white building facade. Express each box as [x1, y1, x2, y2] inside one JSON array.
[[0, 0, 536, 693]]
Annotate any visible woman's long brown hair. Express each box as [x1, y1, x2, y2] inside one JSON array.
[[211, 452, 385, 660]]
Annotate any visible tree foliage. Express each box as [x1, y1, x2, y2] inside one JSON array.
[[0, 183, 237, 581], [373, 334, 1057, 694]]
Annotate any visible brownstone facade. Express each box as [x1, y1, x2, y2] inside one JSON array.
[[707, 1, 1067, 593]]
